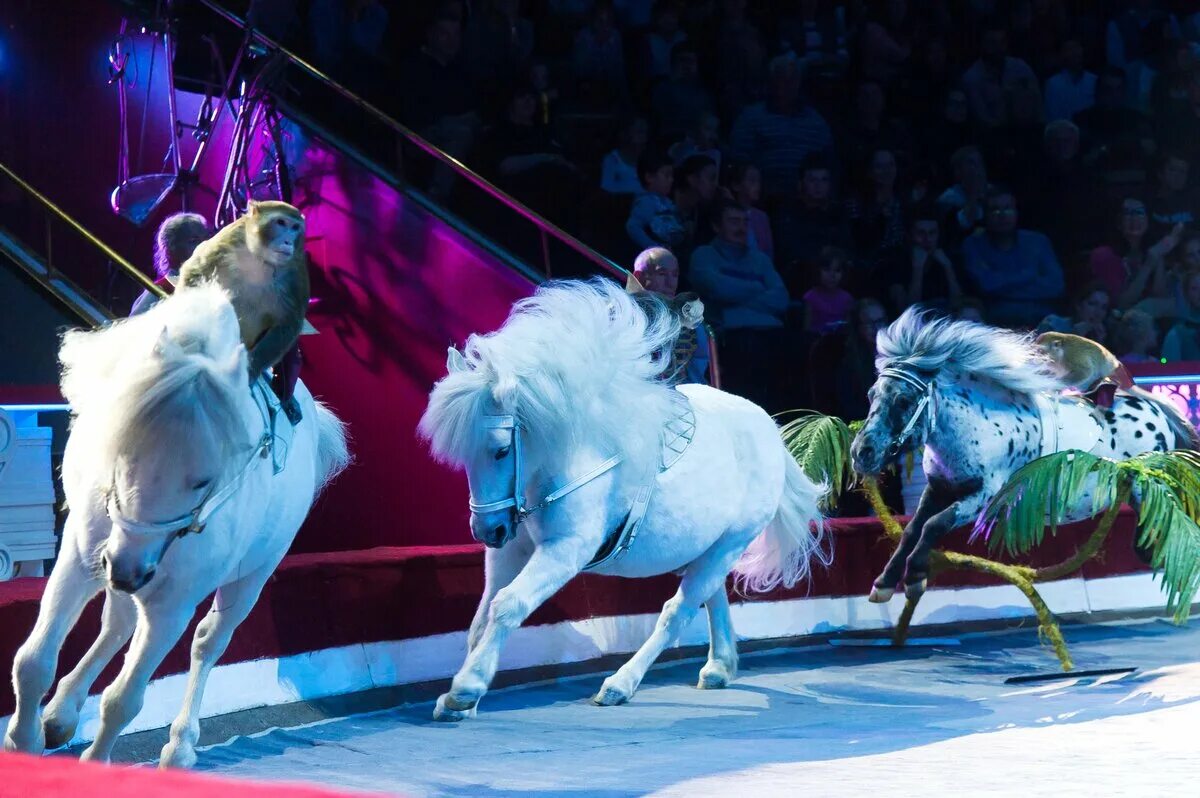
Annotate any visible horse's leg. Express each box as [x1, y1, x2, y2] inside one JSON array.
[[468, 538, 532, 653], [160, 562, 277, 769], [696, 585, 737, 690], [595, 533, 749, 706], [4, 541, 102, 754], [869, 484, 947, 602], [434, 539, 590, 721], [903, 484, 988, 599], [41, 590, 137, 750], [80, 596, 197, 763]]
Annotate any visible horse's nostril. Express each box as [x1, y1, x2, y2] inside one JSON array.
[[101, 553, 110, 570], [493, 524, 506, 541]]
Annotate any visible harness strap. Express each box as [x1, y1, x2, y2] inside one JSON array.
[[527, 455, 623, 518], [880, 366, 937, 446], [584, 473, 656, 571]]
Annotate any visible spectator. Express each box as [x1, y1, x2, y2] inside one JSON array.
[[630, 247, 712, 385], [936, 146, 991, 240], [671, 154, 719, 261], [888, 208, 963, 314], [626, 151, 684, 251], [461, 0, 534, 100], [651, 44, 716, 141], [803, 246, 855, 334], [839, 81, 911, 179], [572, 1, 627, 105], [601, 116, 650, 195], [962, 188, 1064, 327], [130, 212, 210, 316], [529, 61, 560, 128], [1162, 270, 1200, 362], [810, 297, 888, 422], [1106, 1, 1181, 74], [1044, 39, 1097, 122], [1112, 308, 1160, 363], [897, 37, 954, 121], [668, 112, 723, 171], [859, 0, 911, 85], [778, 0, 849, 73], [1074, 68, 1154, 189], [961, 22, 1039, 129], [845, 148, 907, 265], [773, 153, 853, 295], [1149, 153, 1197, 233], [398, 13, 480, 201], [724, 161, 773, 259], [1088, 196, 1175, 309], [714, 0, 768, 118], [1037, 280, 1112, 344], [729, 55, 834, 201], [1021, 120, 1100, 259], [640, 1, 687, 81], [956, 296, 987, 324], [916, 89, 974, 183], [689, 198, 789, 409]]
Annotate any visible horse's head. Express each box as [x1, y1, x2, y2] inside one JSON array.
[[61, 286, 250, 592], [851, 365, 936, 475]]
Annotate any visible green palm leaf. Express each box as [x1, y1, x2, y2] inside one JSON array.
[[777, 411, 854, 509], [979, 450, 1123, 557]]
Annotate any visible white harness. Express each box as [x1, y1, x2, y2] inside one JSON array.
[[469, 391, 695, 570], [878, 366, 937, 453], [105, 379, 287, 538]]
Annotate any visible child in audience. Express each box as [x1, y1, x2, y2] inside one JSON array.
[[601, 115, 649, 194], [1112, 309, 1159, 364], [625, 151, 685, 251], [803, 246, 855, 334], [724, 161, 773, 259]]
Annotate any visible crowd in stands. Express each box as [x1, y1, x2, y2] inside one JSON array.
[[251, 0, 1200, 414]]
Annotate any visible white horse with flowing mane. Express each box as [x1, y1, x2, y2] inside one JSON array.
[[419, 278, 829, 719], [851, 308, 1199, 601], [3, 284, 349, 767]]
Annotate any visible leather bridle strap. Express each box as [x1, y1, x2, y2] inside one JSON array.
[[879, 366, 937, 448]]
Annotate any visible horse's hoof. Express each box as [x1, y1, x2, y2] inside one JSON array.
[[868, 586, 894, 603], [697, 660, 735, 690], [159, 741, 197, 770], [433, 693, 476, 722], [42, 716, 77, 751], [593, 685, 632, 706], [905, 579, 927, 600]]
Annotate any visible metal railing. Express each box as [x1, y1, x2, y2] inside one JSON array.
[[196, 0, 627, 282]]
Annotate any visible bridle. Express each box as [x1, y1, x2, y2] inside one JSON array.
[[468, 414, 622, 529], [878, 366, 937, 456], [104, 380, 278, 541]]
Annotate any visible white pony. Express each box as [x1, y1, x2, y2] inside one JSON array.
[[419, 279, 829, 719], [3, 284, 348, 767]]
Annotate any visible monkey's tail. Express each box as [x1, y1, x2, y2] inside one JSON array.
[[1129, 386, 1200, 451], [312, 399, 352, 496]]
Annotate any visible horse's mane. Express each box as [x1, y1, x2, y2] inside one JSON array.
[[419, 278, 683, 477], [876, 307, 1067, 396], [60, 284, 250, 482]]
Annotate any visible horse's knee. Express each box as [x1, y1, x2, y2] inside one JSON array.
[[657, 595, 695, 635], [487, 588, 531, 631], [13, 646, 54, 697]]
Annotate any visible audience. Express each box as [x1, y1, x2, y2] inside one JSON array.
[[626, 151, 684, 251], [1112, 308, 1160, 364], [1163, 269, 1200, 361], [724, 161, 773, 259], [601, 115, 650, 195], [803, 246, 855, 335], [1037, 280, 1113, 344]]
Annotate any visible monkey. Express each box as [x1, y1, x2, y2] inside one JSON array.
[[178, 201, 309, 424], [1035, 332, 1132, 407]]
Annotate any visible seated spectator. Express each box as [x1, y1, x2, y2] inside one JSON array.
[[859, 2, 911, 85], [651, 43, 715, 141], [897, 37, 953, 121], [777, 0, 849, 73], [1106, 2, 1181, 77], [713, 0, 768, 118], [668, 112, 723, 172], [639, 1, 687, 81], [130, 212, 211, 316], [1020, 120, 1101, 259], [461, 0, 534, 101], [1162, 270, 1200, 362], [671, 154, 719, 261], [845, 148, 907, 266], [630, 247, 711, 385], [839, 81, 910, 180], [1044, 39, 1097, 122], [724, 161, 773, 259], [962, 188, 1064, 328], [1037, 280, 1112, 344], [916, 89, 974, 186], [810, 298, 888, 422], [572, 1, 627, 105], [529, 61, 560, 128], [1074, 68, 1154, 189], [1149, 153, 1197, 234], [482, 84, 583, 224], [729, 54, 834, 201], [601, 116, 650, 195], [936, 146, 991, 241], [961, 22, 1039, 130], [1151, 40, 1197, 128], [398, 13, 480, 201], [1088, 196, 1177, 309], [1112, 308, 1160, 364], [887, 208, 963, 314], [773, 153, 853, 296], [803, 246, 855, 335], [956, 296, 986, 324], [626, 151, 684, 252], [689, 198, 789, 409]]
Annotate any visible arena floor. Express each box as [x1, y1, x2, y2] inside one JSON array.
[[185, 619, 1199, 796]]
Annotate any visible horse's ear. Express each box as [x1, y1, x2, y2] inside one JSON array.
[[153, 326, 182, 360], [446, 346, 469, 374]]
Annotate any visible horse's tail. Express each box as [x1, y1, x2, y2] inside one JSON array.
[[1129, 386, 1200, 451], [312, 399, 351, 496], [732, 452, 832, 594]]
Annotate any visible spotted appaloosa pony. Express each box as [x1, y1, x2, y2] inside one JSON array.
[[419, 279, 829, 719], [3, 284, 349, 767], [851, 308, 1199, 602]]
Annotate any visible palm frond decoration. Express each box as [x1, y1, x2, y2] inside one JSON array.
[[777, 411, 855, 508], [980, 448, 1200, 623]]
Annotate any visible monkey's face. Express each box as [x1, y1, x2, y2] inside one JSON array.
[[262, 213, 305, 266]]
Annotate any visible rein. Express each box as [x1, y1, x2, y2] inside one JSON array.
[[879, 366, 937, 454], [105, 380, 278, 540]]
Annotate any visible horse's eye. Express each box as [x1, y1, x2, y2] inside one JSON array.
[[193, 479, 212, 491], [494, 447, 511, 461]]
